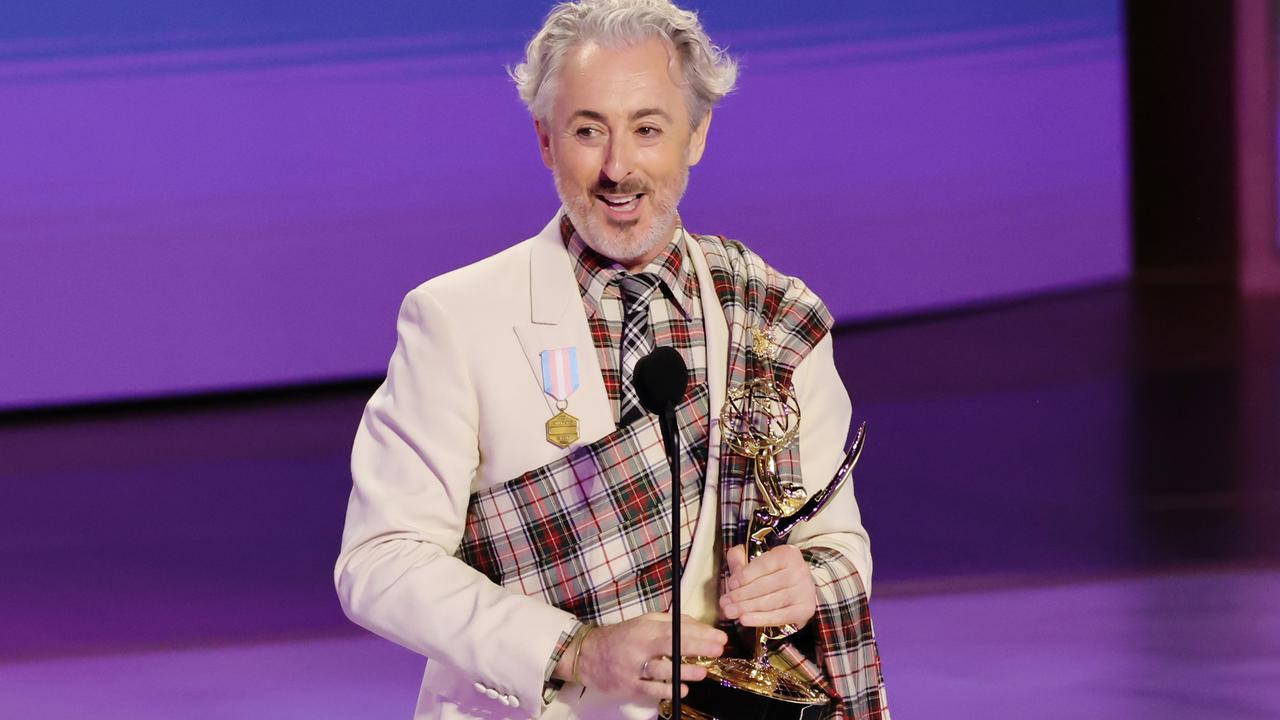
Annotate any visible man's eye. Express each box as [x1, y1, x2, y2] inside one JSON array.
[[637, 126, 661, 137], [576, 127, 601, 138]]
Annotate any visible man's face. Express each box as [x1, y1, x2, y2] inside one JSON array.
[[536, 38, 710, 271]]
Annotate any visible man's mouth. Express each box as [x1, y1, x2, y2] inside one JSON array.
[[596, 193, 643, 212]]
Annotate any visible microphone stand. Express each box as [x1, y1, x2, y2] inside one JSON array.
[[656, 400, 682, 720], [634, 346, 688, 719]]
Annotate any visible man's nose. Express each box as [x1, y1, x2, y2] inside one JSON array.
[[601, 134, 636, 184]]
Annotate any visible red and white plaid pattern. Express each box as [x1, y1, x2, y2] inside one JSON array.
[[457, 228, 887, 719], [699, 235, 887, 719], [560, 215, 707, 426], [459, 219, 710, 629], [768, 548, 888, 719], [458, 382, 711, 625]]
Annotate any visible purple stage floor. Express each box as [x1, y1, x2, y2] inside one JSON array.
[[2, 284, 1277, 718], [2, 570, 1276, 719]]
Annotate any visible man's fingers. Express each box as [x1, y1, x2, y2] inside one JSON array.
[[678, 614, 727, 636], [722, 586, 795, 619], [679, 634, 727, 658], [721, 566, 793, 604], [640, 659, 710, 683], [718, 545, 817, 627], [727, 590, 812, 625], [670, 615, 728, 655], [738, 608, 803, 628], [726, 551, 776, 590], [642, 656, 672, 682], [725, 545, 748, 579], [640, 679, 690, 700], [679, 663, 709, 683], [581, 616, 727, 699], [727, 545, 800, 589]]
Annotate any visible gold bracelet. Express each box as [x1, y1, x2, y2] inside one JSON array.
[[570, 625, 594, 685]]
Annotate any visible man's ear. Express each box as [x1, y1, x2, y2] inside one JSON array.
[[686, 110, 712, 167], [535, 118, 554, 169]]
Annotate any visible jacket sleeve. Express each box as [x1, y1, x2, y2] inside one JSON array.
[[787, 331, 889, 719], [334, 286, 579, 717], [788, 332, 873, 593]]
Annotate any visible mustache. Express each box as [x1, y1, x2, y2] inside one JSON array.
[[591, 179, 651, 195]]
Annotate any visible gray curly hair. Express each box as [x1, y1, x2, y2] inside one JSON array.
[[511, 0, 738, 129]]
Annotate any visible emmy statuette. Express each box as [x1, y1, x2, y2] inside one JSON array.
[[661, 329, 868, 720]]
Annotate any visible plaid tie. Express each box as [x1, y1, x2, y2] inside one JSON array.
[[617, 272, 662, 425]]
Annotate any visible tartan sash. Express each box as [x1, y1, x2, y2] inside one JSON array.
[[457, 233, 887, 718], [694, 234, 833, 572], [457, 382, 709, 626], [696, 234, 887, 719]]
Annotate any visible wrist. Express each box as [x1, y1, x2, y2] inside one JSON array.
[[553, 623, 594, 683], [571, 625, 595, 684]]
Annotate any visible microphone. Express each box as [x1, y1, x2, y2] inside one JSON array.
[[633, 347, 688, 717], [635, 346, 689, 416]]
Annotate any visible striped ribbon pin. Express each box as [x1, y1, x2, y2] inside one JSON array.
[[540, 347, 581, 448]]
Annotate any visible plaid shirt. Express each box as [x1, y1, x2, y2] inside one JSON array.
[[561, 215, 709, 433], [458, 228, 887, 719]]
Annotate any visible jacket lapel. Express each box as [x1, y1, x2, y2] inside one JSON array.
[[686, 230, 730, 472], [512, 213, 614, 447]]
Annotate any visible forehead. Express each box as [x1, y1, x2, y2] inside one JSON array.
[[552, 38, 689, 123]]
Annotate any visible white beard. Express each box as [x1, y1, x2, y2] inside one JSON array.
[[554, 166, 688, 268]]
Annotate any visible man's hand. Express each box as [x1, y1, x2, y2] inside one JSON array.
[[555, 613, 727, 701], [719, 544, 817, 628]]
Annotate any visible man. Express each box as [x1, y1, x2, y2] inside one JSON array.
[[335, 1, 887, 718]]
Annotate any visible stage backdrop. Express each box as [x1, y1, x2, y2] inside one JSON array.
[[1275, 0, 1280, 253], [0, 1, 1128, 410]]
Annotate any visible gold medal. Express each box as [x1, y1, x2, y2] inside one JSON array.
[[545, 404, 580, 448], [540, 347, 581, 448]]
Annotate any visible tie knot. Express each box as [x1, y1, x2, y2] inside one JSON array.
[[617, 272, 661, 311]]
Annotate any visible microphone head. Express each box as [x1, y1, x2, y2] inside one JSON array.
[[634, 346, 689, 415]]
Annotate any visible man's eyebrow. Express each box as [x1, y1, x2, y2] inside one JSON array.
[[568, 110, 608, 123], [566, 108, 674, 123], [631, 107, 672, 122]]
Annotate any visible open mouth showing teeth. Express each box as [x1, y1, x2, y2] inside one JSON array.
[[598, 194, 643, 209]]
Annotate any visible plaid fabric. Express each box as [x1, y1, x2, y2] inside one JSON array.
[[457, 381, 710, 625], [692, 233, 834, 556], [543, 621, 584, 684], [694, 233, 887, 720], [767, 549, 888, 720], [459, 216, 710, 629], [456, 226, 886, 718], [560, 214, 706, 426]]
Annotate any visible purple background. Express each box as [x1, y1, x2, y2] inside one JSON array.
[[7, 9, 1280, 720], [0, 3, 1128, 410], [1275, 0, 1280, 253]]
